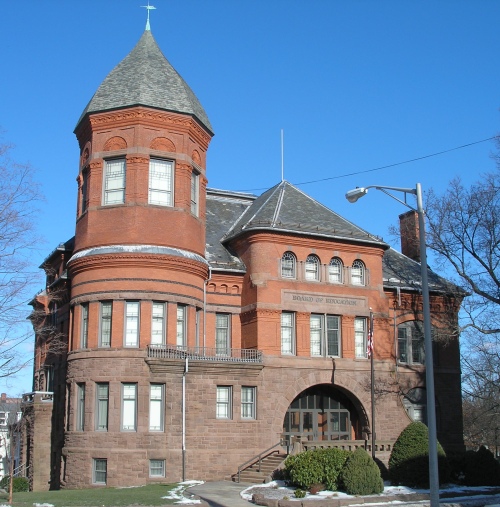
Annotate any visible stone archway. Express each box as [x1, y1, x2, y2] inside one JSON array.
[[282, 384, 369, 442]]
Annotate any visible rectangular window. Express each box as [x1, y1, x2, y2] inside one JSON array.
[[216, 386, 232, 419], [93, 458, 107, 484], [99, 302, 112, 347], [149, 384, 165, 431], [281, 312, 295, 355], [81, 303, 89, 348], [125, 302, 140, 347], [310, 314, 341, 357], [149, 159, 173, 206], [191, 171, 199, 216], [149, 459, 165, 478], [195, 308, 201, 348], [176, 305, 186, 347], [151, 303, 166, 345], [398, 322, 425, 365], [122, 383, 137, 431], [398, 327, 408, 363], [95, 383, 109, 431], [104, 159, 126, 205], [355, 318, 367, 358], [81, 169, 89, 213], [241, 386, 256, 419], [215, 313, 230, 355], [326, 316, 340, 356], [76, 383, 85, 431], [0, 412, 6, 426]]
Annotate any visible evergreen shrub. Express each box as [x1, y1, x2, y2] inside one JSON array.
[[341, 447, 384, 495], [462, 446, 500, 486], [0, 476, 29, 492], [284, 447, 350, 490], [388, 421, 449, 487]]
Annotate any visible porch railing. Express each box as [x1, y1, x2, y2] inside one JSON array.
[[147, 344, 263, 363]]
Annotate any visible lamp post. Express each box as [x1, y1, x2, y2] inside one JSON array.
[[345, 183, 439, 507]]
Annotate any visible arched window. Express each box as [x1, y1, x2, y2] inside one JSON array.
[[328, 257, 343, 283], [351, 260, 365, 286], [403, 387, 427, 423], [281, 252, 296, 279], [305, 255, 320, 281]]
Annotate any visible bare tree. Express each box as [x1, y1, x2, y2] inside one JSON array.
[[425, 137, 500, 449], [0, 140, 42, 379]]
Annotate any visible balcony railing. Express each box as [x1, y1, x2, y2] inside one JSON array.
[[147, 344, 263, 363]]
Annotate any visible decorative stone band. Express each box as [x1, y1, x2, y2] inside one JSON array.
[[67, 244, 208, 266]]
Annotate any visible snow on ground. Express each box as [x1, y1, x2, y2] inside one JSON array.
[[162, 480, 204, 505], [241, 480, 500, 503]]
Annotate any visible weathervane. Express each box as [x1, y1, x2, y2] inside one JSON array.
[[141, 2, 156, 31]]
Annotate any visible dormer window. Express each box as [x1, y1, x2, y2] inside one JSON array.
[[149, 159, 173, 206], [281, 252, 296, 279], [103, 159, 126, 205], [351, 260, 366, 286], [329, 257, 343, 283], [305, 255, 320, 281]]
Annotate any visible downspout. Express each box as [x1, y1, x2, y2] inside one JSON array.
[[203, 266, 212, 349], [182, 357, 188, 481]]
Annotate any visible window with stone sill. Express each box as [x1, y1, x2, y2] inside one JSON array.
[[281, 252, 296, 279], [305, 254, 320, 281]]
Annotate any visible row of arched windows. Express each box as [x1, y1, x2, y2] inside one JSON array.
[[281, 252, 366, 286]]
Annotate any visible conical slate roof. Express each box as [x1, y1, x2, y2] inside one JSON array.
[[222, 180, 387, 247], [76, 30, 213, 134]]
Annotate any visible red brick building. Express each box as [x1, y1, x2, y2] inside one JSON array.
[[22, 25, 463, 490]]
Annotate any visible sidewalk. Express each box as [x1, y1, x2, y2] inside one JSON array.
[[187, 480, 251, 507]]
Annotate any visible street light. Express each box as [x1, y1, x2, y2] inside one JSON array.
[[345, 183, 440, 507]]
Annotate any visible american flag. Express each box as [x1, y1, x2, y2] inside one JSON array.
[[367, 329, 373, 358]]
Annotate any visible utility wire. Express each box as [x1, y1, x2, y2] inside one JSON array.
[[240, 135, 497, 192]]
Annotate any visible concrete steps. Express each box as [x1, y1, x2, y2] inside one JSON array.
[[233, 452, 287, 484]]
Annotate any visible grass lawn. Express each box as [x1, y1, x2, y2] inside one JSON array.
[[0, 483, 191, 507]]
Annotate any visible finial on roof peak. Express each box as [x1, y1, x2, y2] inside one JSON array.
[[141, 2, 156, 31]]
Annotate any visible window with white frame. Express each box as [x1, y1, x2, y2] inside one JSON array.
[[354, 317, 367, 358], [149, 459, 165, 478], [281, 252, 296, 279], [103, 159, 126, 205], [310, 314, 341, 357], [215, 313, 230, 356], [93, 458, 107, 484], [305, 254, 320, 281], [76, 383, 85, 431], [151, 302, 166, 345], [81, 303, 89, 348], [149, 384, 165, 431], [403, 388, 427, 423], [124, 302, 140, 347], [328, 257, 343, 283], [149, 159, 173, 206], [122, 383, 137, 431], [281, 312, 295, 355], [95, 383, 109, 431], [398, 321, 425, 364], [99, 302, 112, 347], [0, 412, 6, 426], [351, 260, 366, 286], [216, 386, 232, 419], [191, 171, 199, 216], [241, 386, 256, 419], [176, 305, 186, 348]]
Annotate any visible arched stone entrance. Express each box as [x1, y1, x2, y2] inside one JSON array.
[[282, 384, 366, 441]]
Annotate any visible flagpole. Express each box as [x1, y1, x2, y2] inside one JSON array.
[[369, 309, 375, 459]]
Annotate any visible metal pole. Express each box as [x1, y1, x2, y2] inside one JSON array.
[[370, 310, 375, 460], [416, 183, 440, 507]]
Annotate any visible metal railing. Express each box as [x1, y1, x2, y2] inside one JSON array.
[[147, 344, 263, 363], [236, 438, 289, 483]]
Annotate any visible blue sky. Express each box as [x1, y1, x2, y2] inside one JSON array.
[[1, 1, 499, 394]]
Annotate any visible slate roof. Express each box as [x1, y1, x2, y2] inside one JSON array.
[[206, 183, 457, 295], [222, 180, 386, 247], [76, 30, 213, 134]]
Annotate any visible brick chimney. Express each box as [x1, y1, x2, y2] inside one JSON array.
[[1, 393, 6, 402], [399, 210, 421, 262]]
